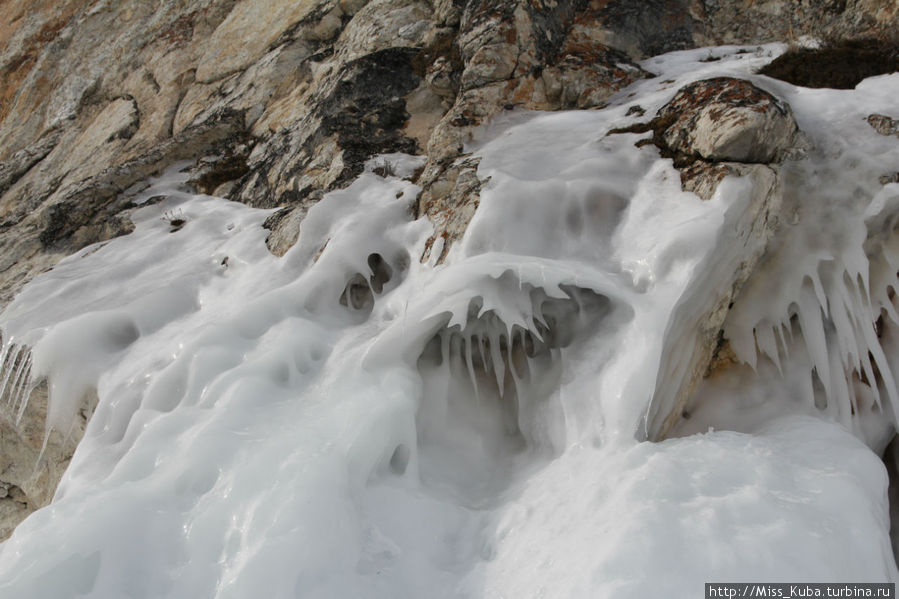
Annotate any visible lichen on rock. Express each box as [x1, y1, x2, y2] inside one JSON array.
[[657, 77, 799, 165]]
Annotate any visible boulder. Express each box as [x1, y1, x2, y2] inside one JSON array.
[[657, 77, 799, 164]]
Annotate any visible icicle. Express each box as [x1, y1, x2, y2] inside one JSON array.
[[854, 327, 881, 406], [488, 329, 505, 396], [9, 355, 29, 414], [828, 340, 853, 428], [447, 334, 462, 379], [727, 323, 758, 370], [4, 349, 30, 411], [0, 341, 11, 389], [796, 285, 832, 400], [864, 325, 897, 411], [756, 325, 781, 374], [440, 330, 451, 370], [809, 267, 830, 318], [829, 278, 860, 372], [0, 343, 20, 403], [531, 300, 548, 343], [478, 333, 490, 374], [518, 328, 532, 380], [882, 290, 899, 325], [507, 328, 524, 383], [463, 334, 480, 404], [799, 363, 817, 410], [509, 355, 527, 438], [13, 365, 34, 425], [846, 369, 859, 419], [776, 320, 790, 361]]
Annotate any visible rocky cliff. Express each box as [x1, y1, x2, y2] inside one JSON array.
[[0, 0, 897, 541]]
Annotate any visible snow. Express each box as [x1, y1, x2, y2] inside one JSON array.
[[1, 44, 898, 596]]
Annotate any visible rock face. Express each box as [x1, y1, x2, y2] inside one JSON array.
[[0, 375, 93, 541], [0, 0, 891, 539]]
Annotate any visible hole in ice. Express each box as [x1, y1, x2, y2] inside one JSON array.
[[339, 273, 374, 312], [388, 444, 410, 475], [367, 253, 393, 294], [339, 251, 406, 313]]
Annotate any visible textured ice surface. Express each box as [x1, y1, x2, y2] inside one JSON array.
[[0, 45, 898, 597]]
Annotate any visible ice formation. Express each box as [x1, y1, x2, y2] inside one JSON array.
[[0, 45, 898, 596]]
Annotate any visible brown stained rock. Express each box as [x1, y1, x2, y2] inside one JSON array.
[[188, 151, 252, 196], [0, 128, 62, 198], [460, 43, 519, 90], [581, 0, 696, 59], [695, 1, 896, 53], [417, 156, 483, 264], [262, 198, 320, 257], [657, 77, 799, 164], [679, 161, 743, 201], [337, 0, 435, 62], [194, 0, 333, 83], [868, 114, 899, 138], [608, 78, 799, 202], [704, 333, 741, 379]]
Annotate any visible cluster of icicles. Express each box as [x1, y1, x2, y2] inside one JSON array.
[[416, 282, 610, 446], [724, 186, 899, 444], [0, 337, 34, 428]]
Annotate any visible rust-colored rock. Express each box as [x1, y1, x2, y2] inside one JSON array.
[[657, 77, 799, 164]]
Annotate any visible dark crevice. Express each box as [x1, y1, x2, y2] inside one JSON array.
[[759, 38, 899, 89]]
